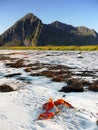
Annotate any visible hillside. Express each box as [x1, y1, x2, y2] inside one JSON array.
[[0, 13, 98, 46]]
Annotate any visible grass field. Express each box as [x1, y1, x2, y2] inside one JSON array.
[[0, 45, 98, 51]]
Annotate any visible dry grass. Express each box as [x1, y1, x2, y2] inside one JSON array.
[[1, 45, 98, 51]]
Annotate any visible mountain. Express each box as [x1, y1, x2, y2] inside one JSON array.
[[0, 13, 98, 46]]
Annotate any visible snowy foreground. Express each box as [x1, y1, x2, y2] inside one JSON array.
[[0, 50, 98, 130]]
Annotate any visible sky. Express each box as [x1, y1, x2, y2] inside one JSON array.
[[0, 0, 98, 34]]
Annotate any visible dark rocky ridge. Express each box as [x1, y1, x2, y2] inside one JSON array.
[[0, 13, 98, 46]]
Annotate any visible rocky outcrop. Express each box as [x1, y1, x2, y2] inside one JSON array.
[[0, 13, 43, 46]]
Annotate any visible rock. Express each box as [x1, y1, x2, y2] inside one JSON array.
[[89, 80, 98, 92], [96, 120, 98, 125], [59, 78, 84, 92], [5, 73, 22, 77], [0, 84, 14, 92]]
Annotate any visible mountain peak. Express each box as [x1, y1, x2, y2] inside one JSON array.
[[25, 13, 34, 17], [0, 13, 98, 46], [51, 21, 65, 26], [19, 13, 40, 22], [51, 21, 62, 24], [50, 21, 75, 31]]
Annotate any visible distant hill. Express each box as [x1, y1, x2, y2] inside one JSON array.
[[0, 13, 98, 46]]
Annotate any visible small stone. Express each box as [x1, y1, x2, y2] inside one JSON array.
[[96, 120, 98, 125], [0, 84, 14, 92]]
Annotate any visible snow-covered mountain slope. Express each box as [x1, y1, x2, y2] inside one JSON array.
[[0, 50, 98, 130]]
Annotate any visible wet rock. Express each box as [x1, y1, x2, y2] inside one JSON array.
[[48, 64, 71, 70], [89, 80, 98, 92], [78, 52, 82, 54], [24, 68, 33, 72], [59, 78, 84, 92], [29, 63, 73, 82], [5, 73, 22, 77], [30, 69, 72, 82], [52, 70, 72, 82], [80, 80, 92, 86], [0, 54, 12, 61], [77, 55, 83, 58], [6, 59, 24, 68], [24, 66, 43, 72], [5, 59, 33, 68], [72, 71, 95, 77], [52, 77, 64, 82], [96, 120, 98, 126], [17, 76, 31, 83], [0, 84, 14, 92], [60, 85, 84, 92]]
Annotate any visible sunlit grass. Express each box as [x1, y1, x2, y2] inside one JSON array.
[[0, 45, 98, 51]]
